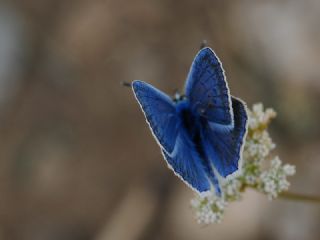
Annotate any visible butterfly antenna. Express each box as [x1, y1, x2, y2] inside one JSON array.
[[200, 40, 208, 50], [121, 81, 132, 88]]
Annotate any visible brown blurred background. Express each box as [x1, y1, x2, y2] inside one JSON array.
[[0, 0, 319, 239]]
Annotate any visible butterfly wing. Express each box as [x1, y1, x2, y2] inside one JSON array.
[[161, 132, 213, 194], [185, 47, 233, 126], [132, 80, 179, 154], [185, 48, 248, 178], [132, 80, 212, 193], [201, 97, 248, 178]]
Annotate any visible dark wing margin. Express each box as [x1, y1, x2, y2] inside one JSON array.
[[185, 47, 233, 126], [132, 80, 179, 154]]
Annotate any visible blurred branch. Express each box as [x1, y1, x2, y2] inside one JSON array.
[[94, 186, 158, 240], [279, 191, 320, 204], [138, 171, 174, 240], [95, 170, 174, 240]]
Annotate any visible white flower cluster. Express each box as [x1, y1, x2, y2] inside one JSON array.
[[190, 192, 227, 224], [244, 103, 276, 162], [191, 103, 296, 224], [260, 157, 296, 200]]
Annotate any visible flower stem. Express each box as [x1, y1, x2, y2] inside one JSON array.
[[279, 191, 320, 204]]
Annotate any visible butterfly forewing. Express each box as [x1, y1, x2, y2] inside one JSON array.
[[132, 80, 179, 154], [185, 48, 248, 178], [185, 47, 233, 126]]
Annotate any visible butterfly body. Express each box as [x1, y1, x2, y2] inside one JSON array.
[[132, 47, 248, 196], [176, 100, 198, 141]]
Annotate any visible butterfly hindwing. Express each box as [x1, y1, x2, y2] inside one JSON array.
[[185, 47, 233, 126], [201, 97, 248, 178], [162, 131, 211, 194]]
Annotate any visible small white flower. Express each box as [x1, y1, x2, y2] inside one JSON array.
[[245, 175, 257, 185], [283, 164, 296, 176], [263, 179, 277, 199], [223, 179, 242, 200], [271, 156, 282, 168], [191, 193, 227, 224], [191, 103, 295, 223], [252, 103, 263, 115]]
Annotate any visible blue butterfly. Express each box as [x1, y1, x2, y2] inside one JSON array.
[[132, 47, 248, 196]]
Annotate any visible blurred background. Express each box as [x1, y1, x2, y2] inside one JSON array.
[[0, 0, 319, 239]]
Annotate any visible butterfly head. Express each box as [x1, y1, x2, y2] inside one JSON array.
[[173, 90, 186, 103]]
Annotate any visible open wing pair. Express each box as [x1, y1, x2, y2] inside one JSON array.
[[132, 47, 248, 195]]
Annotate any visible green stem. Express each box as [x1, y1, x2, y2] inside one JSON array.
[[279, 191, 320, 204]]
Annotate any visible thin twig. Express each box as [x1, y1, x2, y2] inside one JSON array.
[[121, 81, 132, 87], [279, 191, 320, 204]]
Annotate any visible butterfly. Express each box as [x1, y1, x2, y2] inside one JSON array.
[[132, 47, 248, 196]]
